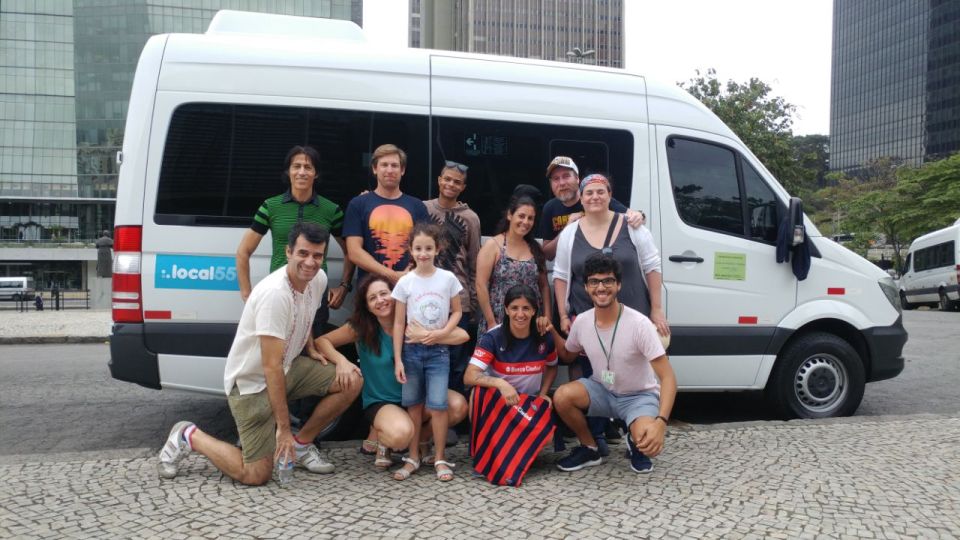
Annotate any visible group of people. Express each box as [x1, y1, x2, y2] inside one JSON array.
[[157, 143, 678, 486]]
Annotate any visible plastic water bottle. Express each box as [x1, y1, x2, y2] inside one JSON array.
[[276, 456, 294, 487]]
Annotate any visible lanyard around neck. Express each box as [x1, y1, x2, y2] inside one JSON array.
[[593, 303, 623, 372]]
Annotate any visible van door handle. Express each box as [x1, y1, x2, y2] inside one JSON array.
[[669, 255, 704, 263]]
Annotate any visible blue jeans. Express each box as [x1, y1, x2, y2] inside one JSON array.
[[401, 343, 450, 410]]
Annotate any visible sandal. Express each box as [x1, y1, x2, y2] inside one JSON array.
[[434, 460, 455, 482], [392, 457, 420, 481], [374, 443, 392, 469], [419, 441, 436, 465], [360, 439, 377, 455]]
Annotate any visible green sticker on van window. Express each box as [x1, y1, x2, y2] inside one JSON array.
[[714, 252, 746, 281]]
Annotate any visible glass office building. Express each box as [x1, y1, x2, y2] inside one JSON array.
[[830, 0, 960, 172], [0, 0, 361, 289], [0, 1, 77, 200], [411, 0, 624, 68]]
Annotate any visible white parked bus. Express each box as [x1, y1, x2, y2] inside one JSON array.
[[108, 11, 907, 422], [899, 218, 960, 311]]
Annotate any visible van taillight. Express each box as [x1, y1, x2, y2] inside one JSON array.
[[112, 226, 143, 323]]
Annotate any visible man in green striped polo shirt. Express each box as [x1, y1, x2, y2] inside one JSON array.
[[236, 145, 355, 335]]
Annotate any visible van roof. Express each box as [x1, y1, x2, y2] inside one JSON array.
[[910, 219, 960, 248], [150, 10, 738, 141]]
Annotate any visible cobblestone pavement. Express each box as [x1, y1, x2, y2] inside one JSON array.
[[1, 416, 958, 539]]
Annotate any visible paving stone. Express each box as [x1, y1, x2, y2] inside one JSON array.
[[2, 417, 959, 537]]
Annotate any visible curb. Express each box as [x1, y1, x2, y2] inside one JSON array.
[[0, 336, 109, 345]]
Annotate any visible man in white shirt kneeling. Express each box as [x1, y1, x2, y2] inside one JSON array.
[[157, 222, 362, 485]]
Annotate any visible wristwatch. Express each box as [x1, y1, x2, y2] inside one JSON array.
[[338, 281, 353, 292]]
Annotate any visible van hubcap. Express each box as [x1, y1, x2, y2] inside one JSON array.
[[794, 354, 848, 413]]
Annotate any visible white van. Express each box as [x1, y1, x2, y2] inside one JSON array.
[[0, 276, 35, 301], [109, 11, 907, 420], [899, 218, 960, 311]]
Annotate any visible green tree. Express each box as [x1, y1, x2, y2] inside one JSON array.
[[790, 134, 829, 191], [895, 152, 960, 241], [844, 169, 904, 269], [680, 68, 803, 191]]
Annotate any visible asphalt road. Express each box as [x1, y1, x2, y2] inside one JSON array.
[[1, 309, 957, 457]]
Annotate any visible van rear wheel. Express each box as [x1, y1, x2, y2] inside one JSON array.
[[767, 332, 865, 419], [939, 289, 957, 311]]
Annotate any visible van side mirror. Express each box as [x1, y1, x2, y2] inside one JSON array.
[[788, 197, 805, 247]]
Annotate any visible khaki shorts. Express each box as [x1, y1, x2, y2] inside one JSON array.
[[227, 356, 337, 463]]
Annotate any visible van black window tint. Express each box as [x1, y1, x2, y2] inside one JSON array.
[[432, 116, 633, 236], [742, 162, 780, 242], [156, 103, 429, 226], [666, 137, 744, 237]]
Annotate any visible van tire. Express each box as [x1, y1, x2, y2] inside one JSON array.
[[899, 291, 914, 310], [767, 332, 866, 419], [938, 289, 957, 311]]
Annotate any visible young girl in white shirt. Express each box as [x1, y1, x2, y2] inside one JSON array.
[[391, 223, 462, 481]]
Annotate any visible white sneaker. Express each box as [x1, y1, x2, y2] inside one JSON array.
[[296, 444, 335, 474], [158, 421, 193, 479]]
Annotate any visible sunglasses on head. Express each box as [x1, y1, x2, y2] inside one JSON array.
[[445, 160, 468, 173]]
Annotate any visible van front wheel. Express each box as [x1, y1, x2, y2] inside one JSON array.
[[768, 332, 866, 419]]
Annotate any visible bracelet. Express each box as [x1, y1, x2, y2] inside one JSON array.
[[655, 415, 668, 425], [338, 281, 353, 292]]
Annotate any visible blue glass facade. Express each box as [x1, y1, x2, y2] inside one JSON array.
[[830, 0, 960, 172]]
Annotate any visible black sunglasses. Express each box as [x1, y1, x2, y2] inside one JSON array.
[[444, 160, 468, 173]]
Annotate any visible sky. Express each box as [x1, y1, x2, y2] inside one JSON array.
[[625, 0, 833, 135], [362, 0, 834, 135]]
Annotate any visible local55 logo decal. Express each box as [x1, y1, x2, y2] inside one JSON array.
[[155, 254, 239, 291]]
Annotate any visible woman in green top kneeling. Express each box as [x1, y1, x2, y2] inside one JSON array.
[[316, 275, 469, 476]]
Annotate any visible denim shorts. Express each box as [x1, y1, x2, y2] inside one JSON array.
[[579, 377, 660, 429], [401, 343, 449, 410]]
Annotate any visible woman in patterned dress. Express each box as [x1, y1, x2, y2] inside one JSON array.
[[475, 196, 551, 336]]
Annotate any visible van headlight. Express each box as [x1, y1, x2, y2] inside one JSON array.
[[878, 277, 901, 313]]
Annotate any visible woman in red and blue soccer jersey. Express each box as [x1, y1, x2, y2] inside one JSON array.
[[464, 284, 566, 485], [465, 284, 563, 407]]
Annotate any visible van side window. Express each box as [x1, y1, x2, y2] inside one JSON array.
[[432, 117, 634, 236], [743, 163, 780, 242], [666, 138, 743, 236], [666, 137, 782, 243], [156, 103, 429, 226], [914, 240, 955, 271]]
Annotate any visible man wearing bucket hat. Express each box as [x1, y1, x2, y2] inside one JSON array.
[[539, 156, 645, 261]]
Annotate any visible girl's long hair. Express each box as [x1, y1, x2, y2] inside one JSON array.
[[494, 196, 546, 274], [348, 274, 392, 355], [502, 284, 544, 351]]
